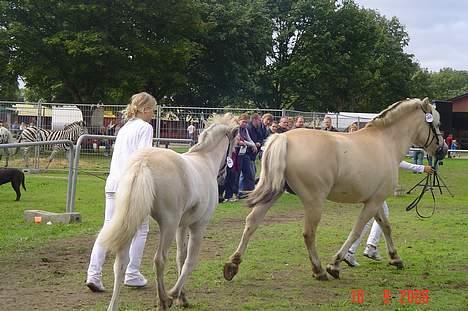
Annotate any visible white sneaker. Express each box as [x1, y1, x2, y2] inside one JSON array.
[[363, 244, 382, 261], [86, 278, 105, 292], [343, 252, 360, 267], [124, 273, 148, 288]]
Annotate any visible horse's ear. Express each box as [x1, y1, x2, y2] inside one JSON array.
[[422, 97, 432, 111]]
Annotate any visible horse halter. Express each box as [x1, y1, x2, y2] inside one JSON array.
[[420, 105, 446, 161]]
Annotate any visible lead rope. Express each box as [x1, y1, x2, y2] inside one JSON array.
[[405, 173, 436, 218]]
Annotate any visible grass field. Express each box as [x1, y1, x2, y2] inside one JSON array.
[[0, 157, 466, 310]]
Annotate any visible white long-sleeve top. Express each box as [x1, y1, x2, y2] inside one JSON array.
[[105, 118, 154, 193], [400, 161, 425, 173]]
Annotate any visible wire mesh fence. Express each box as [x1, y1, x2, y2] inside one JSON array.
[[1, 100, 379, 172]]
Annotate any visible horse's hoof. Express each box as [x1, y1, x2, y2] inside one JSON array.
[[158, 297, 173, 311], [174, 292, 189, 308], [223, 262, 239, 281], [314, 273, 328, 281], [326, 265, 340, 279], [389, 260, 404, 269]]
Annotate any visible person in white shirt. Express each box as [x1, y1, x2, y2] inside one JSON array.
[[86, 92, 156, 292], [344, 161, 434, 267]]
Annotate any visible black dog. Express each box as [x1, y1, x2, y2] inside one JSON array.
[[0, 168, 27, 201]]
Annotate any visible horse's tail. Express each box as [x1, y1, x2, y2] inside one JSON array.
[[246, 133, 288, 208], [98, 159, 155, 253]]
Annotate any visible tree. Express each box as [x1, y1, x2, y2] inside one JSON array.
[[0, 3, 19, 100], [174, 0, 272, 107], [4, 0, 204, 103], [429, 68, 468, 100]]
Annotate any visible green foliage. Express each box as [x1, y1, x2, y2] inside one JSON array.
[[1, 0, 466, 110]]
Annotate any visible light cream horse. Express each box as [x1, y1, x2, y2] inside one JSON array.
[[224, 98, 447, 282], [98, 114, 238, 311]]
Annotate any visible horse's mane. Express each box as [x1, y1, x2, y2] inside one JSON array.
[[366, 98, 422, 128], [189, 113, 237, 153]]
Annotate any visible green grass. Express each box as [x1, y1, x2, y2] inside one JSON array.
[[0, 157, 466, 310]]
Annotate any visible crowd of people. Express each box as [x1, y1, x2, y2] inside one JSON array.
[[217, 113, 348, 203]]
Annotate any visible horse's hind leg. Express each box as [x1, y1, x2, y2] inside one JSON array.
[[224, 201, 275, 281], [327, 201, 381, 279], [154, 220, 178, 311], [374, 206, 403, 269], [169, 223, 207, 307], [108, 243, 131, 311], [169, 225, 189, 307], [303, 200, 328, 280]]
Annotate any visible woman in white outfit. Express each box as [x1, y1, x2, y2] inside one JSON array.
[[344, 161, 433, 267], [86, 92, 156, 292]]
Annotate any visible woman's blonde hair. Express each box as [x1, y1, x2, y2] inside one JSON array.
[[123, 92, 157, 120]]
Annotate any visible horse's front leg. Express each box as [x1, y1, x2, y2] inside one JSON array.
[[327, 201, 381, 279], [168, 222, 207, 307], [374, 206, 403, 269], [224, 201, 274, 281], [303, 200, 328, 280]]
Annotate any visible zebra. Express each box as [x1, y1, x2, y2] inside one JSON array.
[[15, 120, 87, 169], [0, 126, 15, 167]]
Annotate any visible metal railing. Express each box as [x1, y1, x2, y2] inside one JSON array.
[[0, 140, 75, 212]]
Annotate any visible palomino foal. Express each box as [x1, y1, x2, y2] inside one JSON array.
[[98, 114, 238, 311], [224, 98, 447, 282]]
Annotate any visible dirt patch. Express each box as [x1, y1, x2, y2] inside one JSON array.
[[0, 210, 310, 311]]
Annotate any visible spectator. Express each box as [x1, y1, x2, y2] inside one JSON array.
[[260, 113, 273, 140], [277, 117, 289, 133], [220, 135, 241, 202], [450, 139, 459, 158], [412, 148, 424, 166], [322, 116, 338, 132], [187, 122, 196, 145], [19, 122, 27, 132], [11, 121, 19, 134], [445, 134, 453, 158], [237, 113, 257, 198], [347, 122, 358, 133], [268, 121, 279, 135], [294, 115, 305, 129]]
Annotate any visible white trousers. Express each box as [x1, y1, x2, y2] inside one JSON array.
[[349, 201, 389, 254], [87, 192, 149, 280]]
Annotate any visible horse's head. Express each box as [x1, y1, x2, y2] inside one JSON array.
[[414, 98, 448, 161]]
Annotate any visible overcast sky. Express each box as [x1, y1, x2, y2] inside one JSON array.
[[354, 0, 468, 72]]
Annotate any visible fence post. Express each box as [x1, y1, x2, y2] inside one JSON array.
[[156, 106, 161, 147]]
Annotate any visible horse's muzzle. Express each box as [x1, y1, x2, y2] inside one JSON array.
[[435, 143, 448, 160]]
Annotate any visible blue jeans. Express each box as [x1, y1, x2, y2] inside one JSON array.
[[413, 150, 424, 165], [239, 155, 255, 192], [224, 168, 240, 199]]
